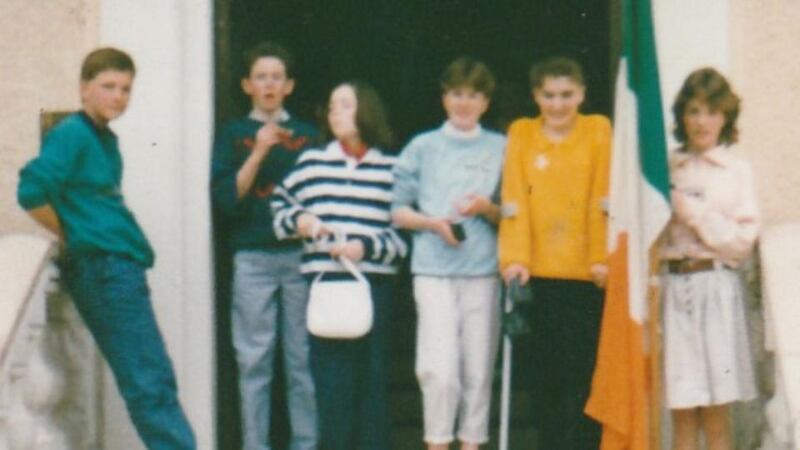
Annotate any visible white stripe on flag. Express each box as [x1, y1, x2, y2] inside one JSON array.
[[608, 58, 672, 323]]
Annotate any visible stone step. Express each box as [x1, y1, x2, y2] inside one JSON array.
[[391, 424, 539, 450], [390, 385, 534, 426]]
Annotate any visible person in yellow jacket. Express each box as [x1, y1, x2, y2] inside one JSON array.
[[498, 56, 611, 450]]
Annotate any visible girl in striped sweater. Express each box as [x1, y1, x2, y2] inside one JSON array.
[[271, 81, 407, 450]]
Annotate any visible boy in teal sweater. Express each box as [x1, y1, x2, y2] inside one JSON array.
[[17, 47, 195, 450]]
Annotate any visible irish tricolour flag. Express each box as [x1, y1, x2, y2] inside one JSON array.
[[584, 0, 671, 449]]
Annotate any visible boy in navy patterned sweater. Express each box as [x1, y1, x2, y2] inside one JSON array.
[[210, 41, 318, 450]]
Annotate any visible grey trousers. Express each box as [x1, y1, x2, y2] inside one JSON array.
[[232, 249, 317, 450]]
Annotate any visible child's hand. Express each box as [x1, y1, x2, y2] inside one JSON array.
[[430, 218, 460, 246], [456, 194, 491, 217], [296, 213, 331, 239], [590, 263, 608, 289], [253, 123, 290, 154], [671, 188, 706, 223], [503, 264, 530, 285], [330, 239, 365, 262]]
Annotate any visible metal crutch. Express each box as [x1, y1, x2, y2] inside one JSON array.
[[499, 277, 531, 450], [499, 279, 514, 450], [498, 201, 520, 450]]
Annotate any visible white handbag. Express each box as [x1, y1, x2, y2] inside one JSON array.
[[306, 256, 373, 339]]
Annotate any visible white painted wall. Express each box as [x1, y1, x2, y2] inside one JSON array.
[[0, 0, 215, 447], [99, 1, 215, 448], [729, 1, 800, 226], [0, 0, 99, 237], [652, 0, 729, 149]]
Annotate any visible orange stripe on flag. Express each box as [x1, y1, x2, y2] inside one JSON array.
[[585, 233, 651, 450]]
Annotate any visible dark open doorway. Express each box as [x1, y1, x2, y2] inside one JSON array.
[[213, 1, 611, 448], [215, 1, 612, 142]]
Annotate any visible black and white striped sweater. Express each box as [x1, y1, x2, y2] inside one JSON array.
[[271, 141, 408, 274]]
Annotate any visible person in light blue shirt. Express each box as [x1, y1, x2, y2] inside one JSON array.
[[392, 57, 506, 450]]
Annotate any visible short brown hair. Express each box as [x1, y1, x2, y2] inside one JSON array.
[[672, 67, 740, 145], [324, 81, 392, 150], [529, 56, 584, 90], [440, 57, 496, 97], [80, 47, 135, 82], [243, 41, 295, 79]]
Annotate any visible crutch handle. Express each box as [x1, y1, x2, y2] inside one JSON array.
[[502, 277, 532, 338], [508, 277, 532, 304]]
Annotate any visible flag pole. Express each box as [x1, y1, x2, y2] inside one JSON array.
[[647, 232, 666, 450]]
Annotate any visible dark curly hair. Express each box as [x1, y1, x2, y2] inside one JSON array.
[[672, 67, 740, 146]]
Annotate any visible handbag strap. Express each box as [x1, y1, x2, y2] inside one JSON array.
[[339, 256, 368, 284], [310, 257, 367, 285], [309, 223, 368, 285]]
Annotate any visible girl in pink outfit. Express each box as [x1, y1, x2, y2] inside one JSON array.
[[661, 67, 759, 450], [662, 68, 758, 450]]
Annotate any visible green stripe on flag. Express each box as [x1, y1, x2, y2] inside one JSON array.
[[623, 0, 670, 200]]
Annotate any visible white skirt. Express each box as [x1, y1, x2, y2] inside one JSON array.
[[662, 268, 756, 409]]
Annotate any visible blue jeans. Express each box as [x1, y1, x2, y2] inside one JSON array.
[[310, 274, 394, 450], [62, 253, 196, 450], [232, 249, 317, 450]]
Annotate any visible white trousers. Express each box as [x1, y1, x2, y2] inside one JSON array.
[[413, 275, 500, 444]]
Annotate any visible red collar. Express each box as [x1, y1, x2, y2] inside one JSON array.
[[339, 140, 368, 161]]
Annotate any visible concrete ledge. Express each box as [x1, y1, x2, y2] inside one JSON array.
[[760, 223, 800, 444], [761, 223, 800, 354], [0, 234, 54, 365]]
